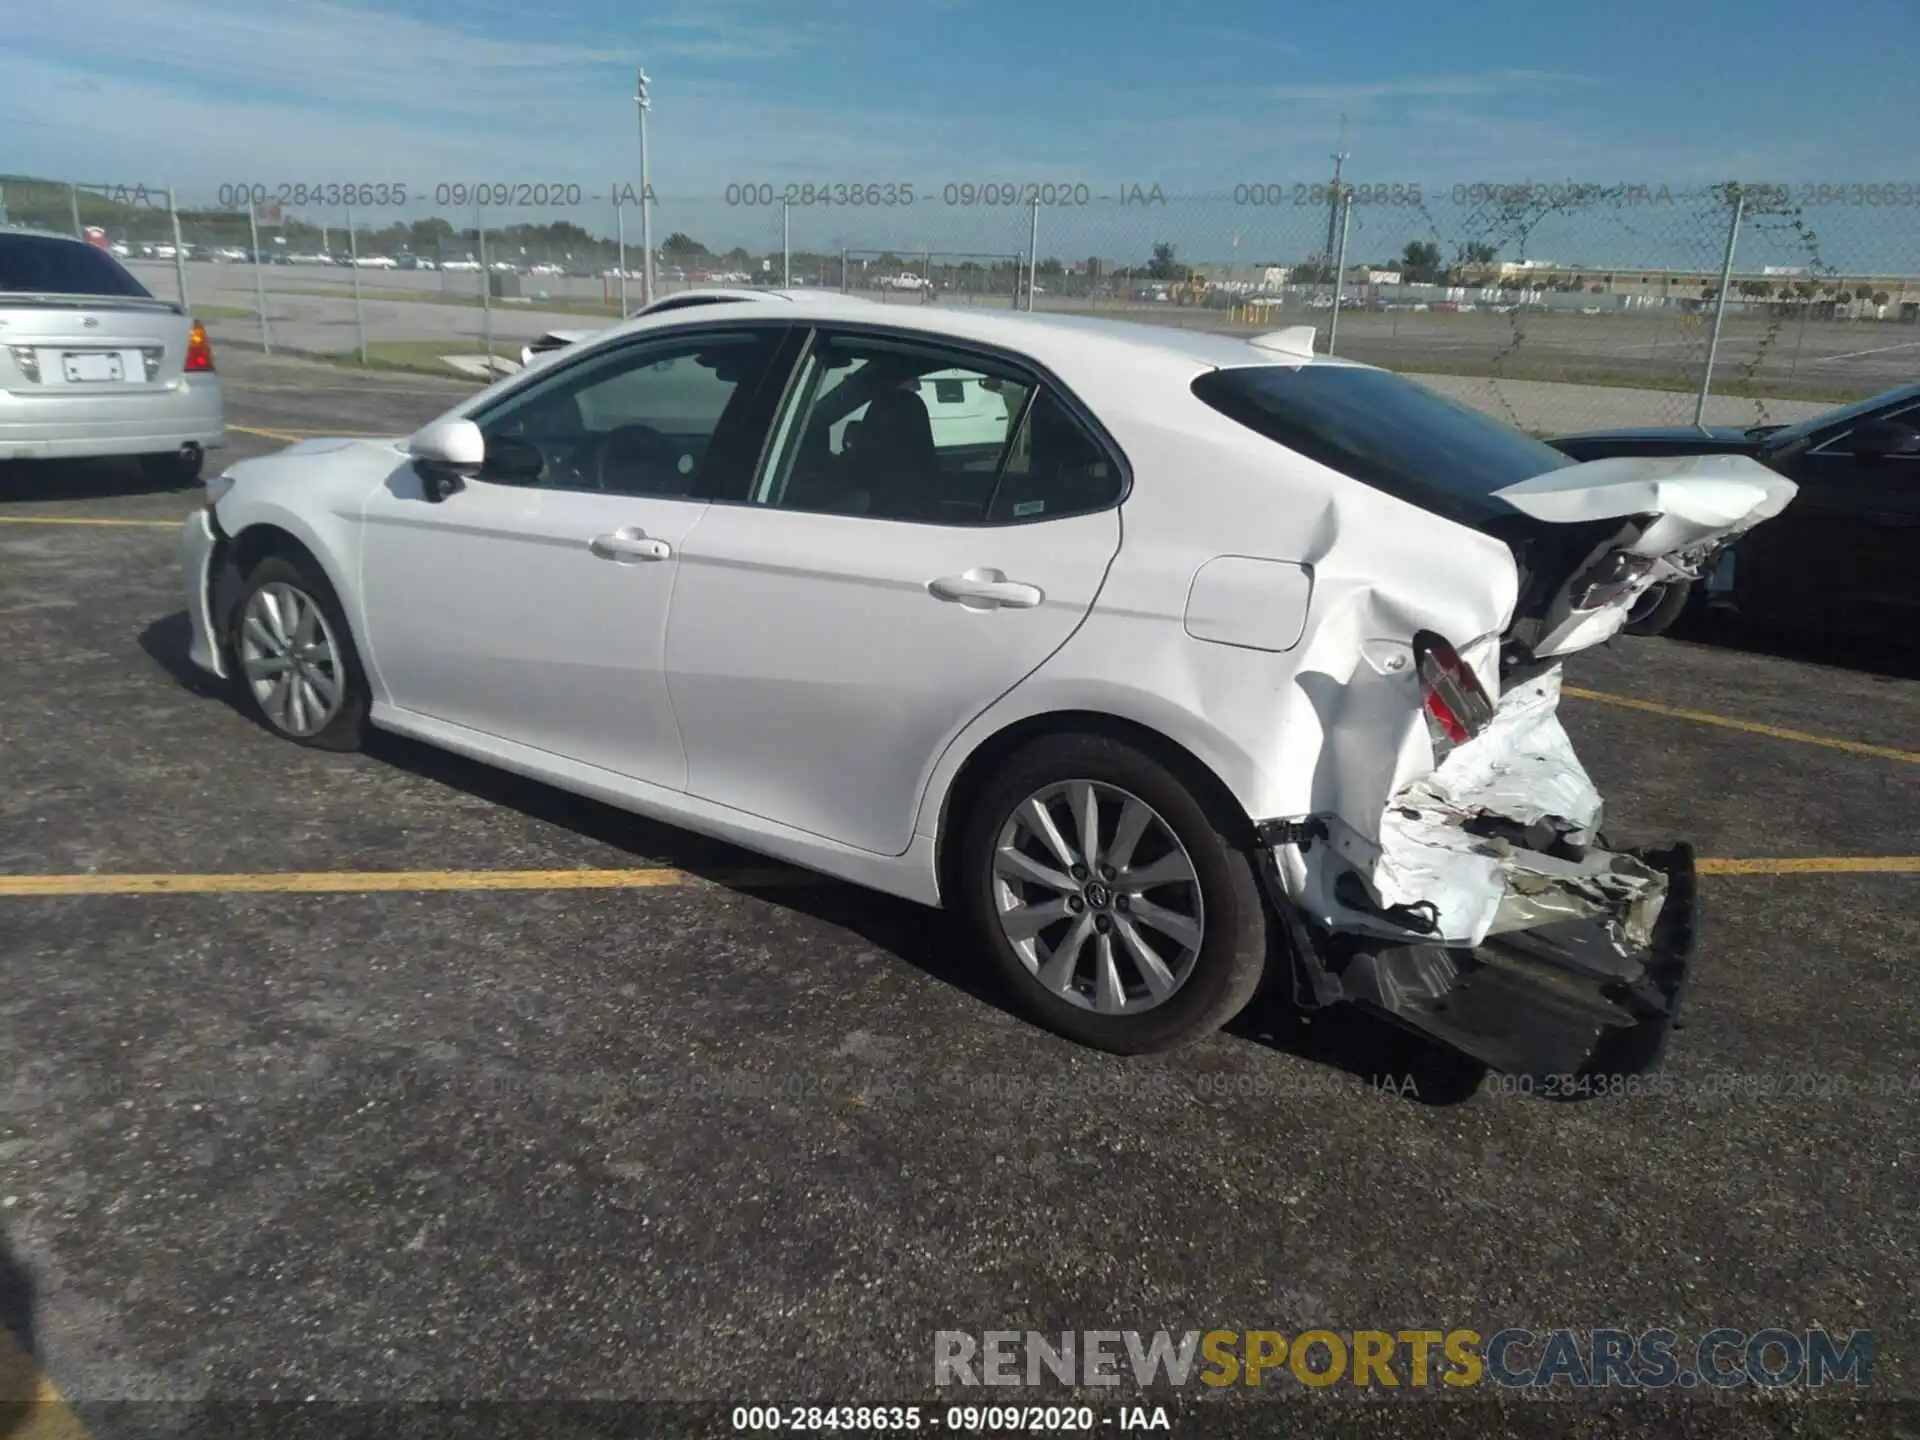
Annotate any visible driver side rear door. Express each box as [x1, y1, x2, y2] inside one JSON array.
[[356, 323, 796, 789]]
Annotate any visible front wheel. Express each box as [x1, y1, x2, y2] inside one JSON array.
[[227, 553, 369, 751], [956, 734, 1270, 1055]]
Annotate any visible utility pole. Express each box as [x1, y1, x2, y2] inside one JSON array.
[[1323, 114, 1348, 275], [636, 69, 654, 307]]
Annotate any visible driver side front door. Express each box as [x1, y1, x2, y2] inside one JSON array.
[[356, 324, 794, 790]]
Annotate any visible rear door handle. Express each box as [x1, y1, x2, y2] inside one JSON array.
[[590, 528, 672, 563], [928, 569, 1044, 609]]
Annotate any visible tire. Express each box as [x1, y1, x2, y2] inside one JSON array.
[[139, 447, 204, 486], [955, 733, 1269, 1055], [1621, 579, 1695, 637], [226, 552, 369, 751]]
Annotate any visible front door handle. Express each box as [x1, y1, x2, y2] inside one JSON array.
[[1865, 511, 1920, 527], [928, 568, 1044, 610], [590, 528, 672, 563]]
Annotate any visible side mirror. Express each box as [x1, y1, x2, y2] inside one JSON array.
[[1851, 420, 1920, 460], [408, 418, 485, 501]]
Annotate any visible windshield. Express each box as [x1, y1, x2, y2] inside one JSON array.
[[1191, 364, 1576, 528], [1753, 382, 1920, 448], [0, 234, 154, 299]]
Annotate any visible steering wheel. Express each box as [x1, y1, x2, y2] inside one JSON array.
[[588, 423, 680, 494]]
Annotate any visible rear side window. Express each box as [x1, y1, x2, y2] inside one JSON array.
[[987, 390, 1124, 523], [1191, 365, 1574, 528], [0, 235, 153, 299]]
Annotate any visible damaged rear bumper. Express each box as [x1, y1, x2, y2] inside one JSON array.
[[1265, 667, 1701, 1079], [1330, 841, 1697, 1079]]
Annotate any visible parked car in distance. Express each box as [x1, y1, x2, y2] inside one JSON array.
[[354, 254, 398, 270], [0, 228, 223, 481], [441, 258, 482, 273], [181, 301, 1797, 1080], [1550, 381, 1920, 636]]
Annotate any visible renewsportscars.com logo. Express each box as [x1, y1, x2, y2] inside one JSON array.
[[933, 1328, 1872, 1391]]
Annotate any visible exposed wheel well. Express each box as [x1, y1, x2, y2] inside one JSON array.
[[933, 710, 1257, 908], [211, 524, 342, 658], [228, 523, 324, 582]]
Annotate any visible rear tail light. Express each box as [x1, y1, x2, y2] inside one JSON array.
[[185, 321, 215, 373], [1413, 630, 1496, 762]]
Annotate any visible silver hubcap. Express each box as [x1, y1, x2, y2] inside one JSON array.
[[238, 582, 342, 738], [992, 781, 1205, 1016]]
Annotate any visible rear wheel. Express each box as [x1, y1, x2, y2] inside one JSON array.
[[1621, 578, 1695, 637], [227, 553, 369, 751], [956, 734, 1269, 1055], [139, 445, 204, 486]]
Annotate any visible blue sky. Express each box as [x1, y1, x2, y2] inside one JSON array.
[[4, 0, 1917, 268]]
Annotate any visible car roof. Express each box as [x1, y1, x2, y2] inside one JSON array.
[[0, 226, 95, 247], [638, 287, 867, 311], [608, 291, 1363, 378]]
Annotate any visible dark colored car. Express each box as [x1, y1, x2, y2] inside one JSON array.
[[1550, 383, 1920, 636]]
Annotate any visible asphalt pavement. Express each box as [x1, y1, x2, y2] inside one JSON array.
[[0, 354, 1915, 1438]]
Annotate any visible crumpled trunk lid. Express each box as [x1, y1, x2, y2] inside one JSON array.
[[1487, 453, 1796, 659]]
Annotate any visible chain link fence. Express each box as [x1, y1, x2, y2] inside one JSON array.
[[6, 172, 1914, 433]]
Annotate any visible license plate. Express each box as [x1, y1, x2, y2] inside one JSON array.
[[63, 351, 124, 383]]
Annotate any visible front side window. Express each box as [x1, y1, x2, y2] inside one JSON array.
[[1808, 399, 1920, 458], [752, 332, 1120, 525], [473, 329, 785, 496]]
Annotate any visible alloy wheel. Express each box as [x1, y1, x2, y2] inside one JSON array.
[[237, 582, 344, 738], [990, 780, 1205, 1015]]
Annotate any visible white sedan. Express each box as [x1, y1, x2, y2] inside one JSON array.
[[177, 299, 1794, 1074]]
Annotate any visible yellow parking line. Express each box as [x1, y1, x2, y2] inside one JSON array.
[[0, 1331, 92, 1440], [1563, 686, 1920, 765], [230, 424, 383, 442], [0, 866, 815, 897], [0, 516, 178, 528], [0, 859, 1911, 898], [1697, 856, 1920, 876]]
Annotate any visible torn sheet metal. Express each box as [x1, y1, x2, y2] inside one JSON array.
[[1369, 667, 1668, 949]]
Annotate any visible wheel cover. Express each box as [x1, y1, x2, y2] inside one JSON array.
[[237, 582, 344, 738], [991, 780, 1205, 1016]]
